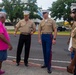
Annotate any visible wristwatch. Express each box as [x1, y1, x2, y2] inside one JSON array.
[[53, 38, 56, 40]]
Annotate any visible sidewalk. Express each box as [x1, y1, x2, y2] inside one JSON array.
[[2, 60, 72, 75]]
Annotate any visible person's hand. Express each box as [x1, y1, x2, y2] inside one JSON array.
[[70, 47, 73, 52], [30, 32, 34, 35], [52, 39, 56, 45], [8, 44, 13, 51], [14, 32, 16, 37], [38, 39, 42, 44]]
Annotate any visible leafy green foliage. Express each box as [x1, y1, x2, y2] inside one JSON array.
[[1, 0, 25, 23], [0, 0, 42, 23], [25, 0, 42, 19], [49, 0, 76, 22]]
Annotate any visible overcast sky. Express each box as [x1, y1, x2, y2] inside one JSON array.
[[0, 0, 2, 3], [37, 0, 57, 9], [0, 0, 57, 9]]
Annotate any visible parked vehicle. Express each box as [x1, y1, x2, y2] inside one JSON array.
[[57, 26, 66, 31], [5, 22, 13, 26]]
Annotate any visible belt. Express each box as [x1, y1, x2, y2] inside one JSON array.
[[42, 32, 52, 34], [21, 32, 30, 35]]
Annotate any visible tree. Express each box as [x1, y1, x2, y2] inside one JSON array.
[[24, 0, 42, 19], [49, 0, 76, 23], [0, 0, 42, 23], [1, 0, 25, 23]]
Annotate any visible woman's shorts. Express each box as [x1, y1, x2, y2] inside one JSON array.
[[0, 50, 7, 61]]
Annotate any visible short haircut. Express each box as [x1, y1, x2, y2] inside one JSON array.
[[43, 12, 48, 15], [0, 12, 6, 19]]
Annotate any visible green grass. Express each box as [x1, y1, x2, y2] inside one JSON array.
[[57, 31, 70, 35], [8, 29, 14, 31]]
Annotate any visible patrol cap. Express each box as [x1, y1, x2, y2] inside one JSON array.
[[0, 11, 7, 18], [42, 10, 49, 15], [23, 10, 30, 16], [71, 3, 76, 11]]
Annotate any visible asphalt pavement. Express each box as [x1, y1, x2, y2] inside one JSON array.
[[1, 34, 73, 75], [8, 35, 71, 66]]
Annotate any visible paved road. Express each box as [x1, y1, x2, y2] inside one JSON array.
[[7, 35, 71, 68]]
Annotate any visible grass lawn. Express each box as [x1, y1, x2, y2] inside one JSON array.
[[57, 31, 70, 35]]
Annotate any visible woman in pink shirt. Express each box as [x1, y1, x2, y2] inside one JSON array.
[[0, 12, 12, 74]]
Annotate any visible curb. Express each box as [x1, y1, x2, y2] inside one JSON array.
[[6, 59, 66, 71]]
